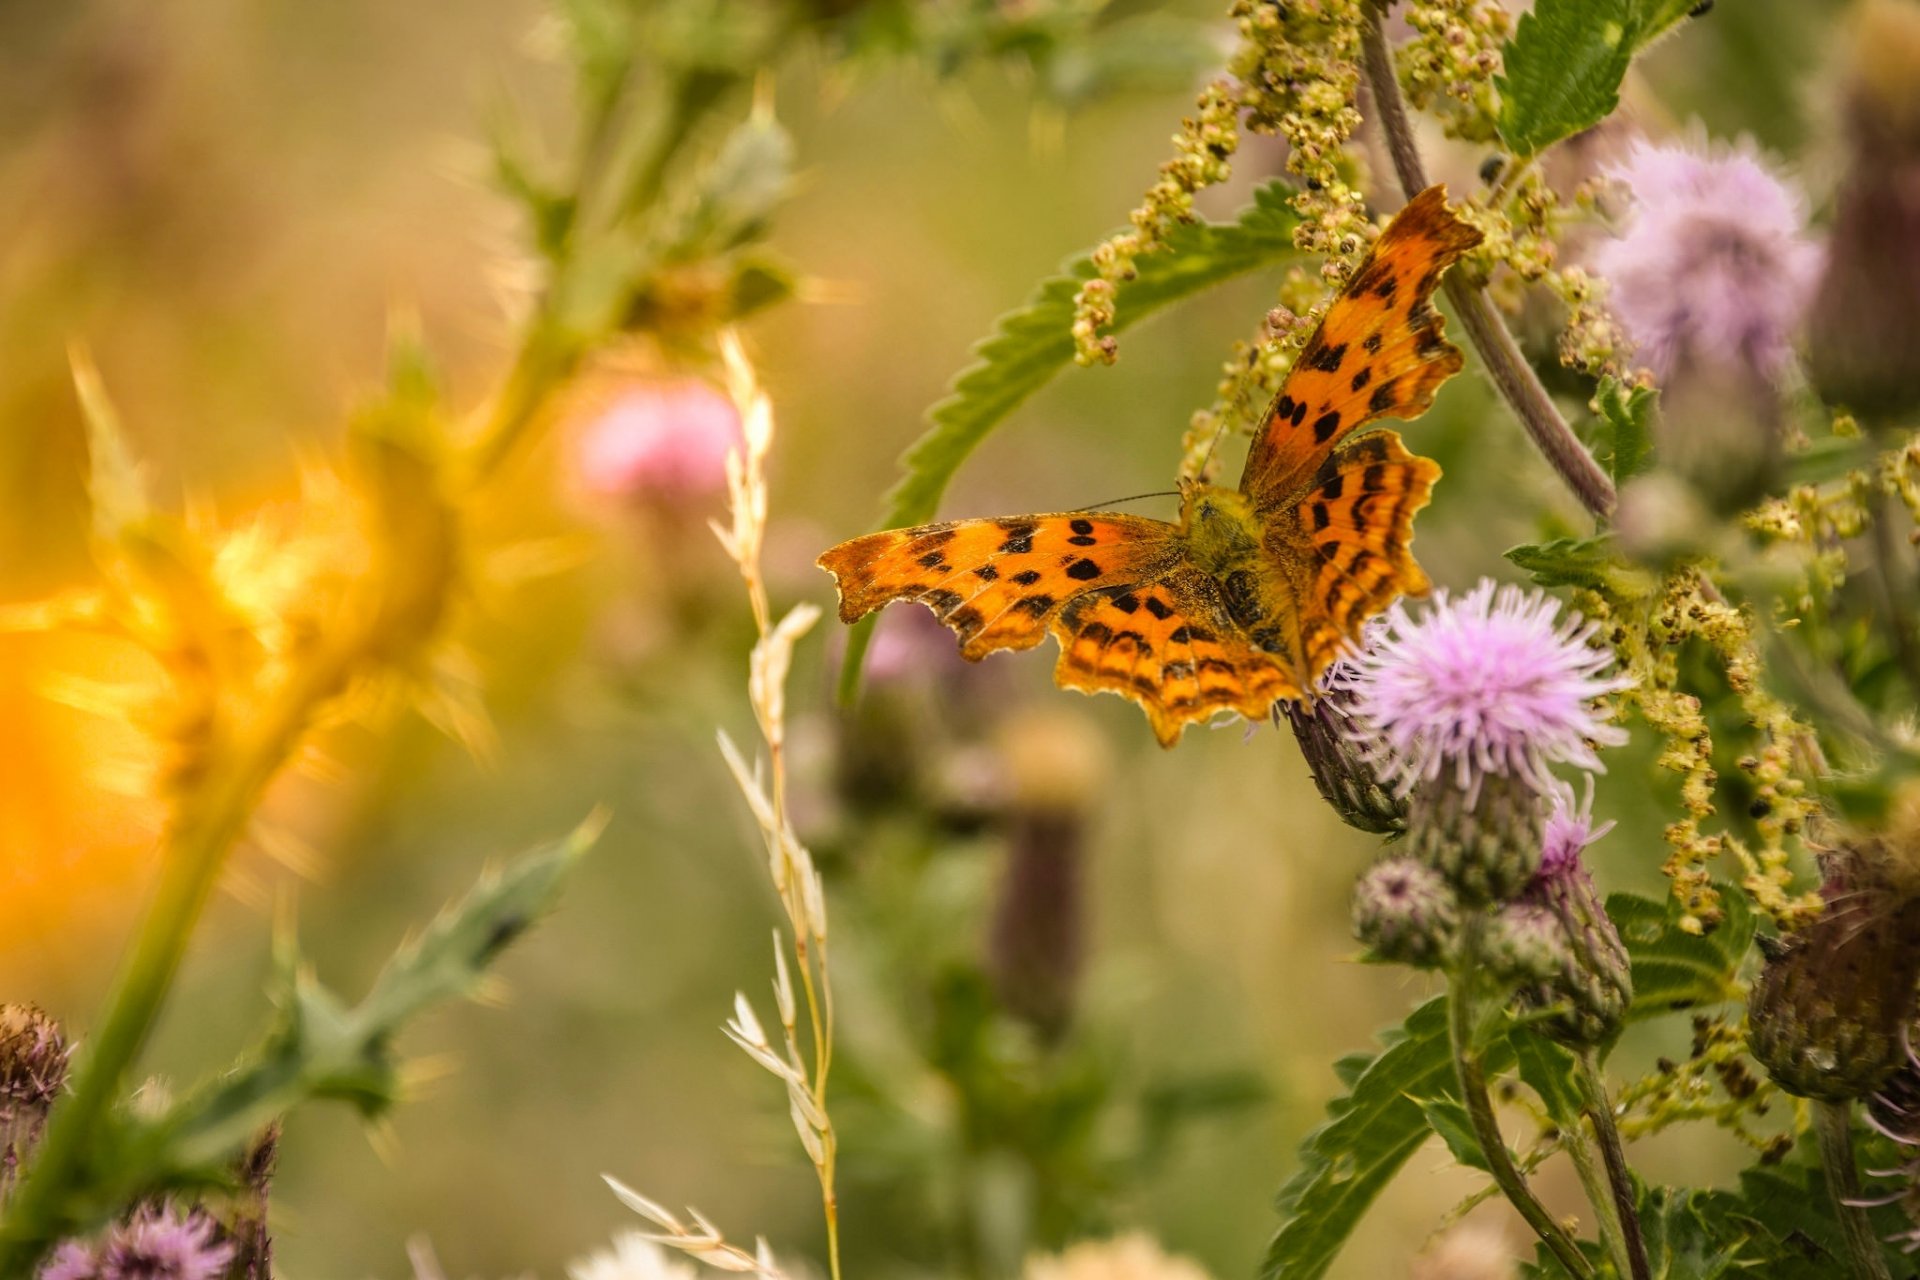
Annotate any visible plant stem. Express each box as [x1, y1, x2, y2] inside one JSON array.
[[0, 647, 358, 1275], [1448, 935, 1596, 1279], [1576, 1049, 1651, 1280], [1816, 1098, 1894, 1280], [1358, 3, 1617, 521], [1561, 1120, 1631, 1280]]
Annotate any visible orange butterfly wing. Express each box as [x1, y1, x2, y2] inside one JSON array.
[[1052, 570, 1300, 746], [1240, 185, 1478, 676], [819, 514, 1300, 745], [1238, 185, 1481, 506], [819, 513, 1184, 660]]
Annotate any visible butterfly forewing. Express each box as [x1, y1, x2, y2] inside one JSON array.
[[1239, 186, 1482, 506], [818, 512, 1184, 660]]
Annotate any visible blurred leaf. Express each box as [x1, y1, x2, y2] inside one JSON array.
[[729, 256, 797, 318], [1596, 376, 1656, 486], [1497, 0, 1636, 156], [1138, 1070, 1270, 1171], [669, 111, 794, 255], [1606, 889, 1753, 1017], [69, 346, 150, 544], [1414, 1095, 1490, 1173], [1262, 998, 1514, 1280], [114, 815, 603, 1188], [839, 180, 1300, 699], [1632, 1185, 1751, 1280]]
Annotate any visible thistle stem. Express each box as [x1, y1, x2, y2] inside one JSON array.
[[1448, 936, 1596, 1279], [1358, 3, 1617, 521], [0, 648, 358, 1275], [1576, 1048, 1651, 1280], [1816, 1098, 1894, 1280]]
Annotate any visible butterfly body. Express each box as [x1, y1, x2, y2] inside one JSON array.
[[821, 186, 1484, 746]]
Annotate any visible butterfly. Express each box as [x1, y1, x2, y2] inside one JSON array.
[[819, 186, 1483, 746]]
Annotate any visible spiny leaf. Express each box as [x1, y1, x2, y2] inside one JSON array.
[[1497, 0, 1637, 157], [1511, 1033, 1583, 1128], [838, 181, 1300, 698], [1414, 1095, 1491, 1172], [1504, 534, 1653, 598], [114, 814, 604, 1188], [1606, 889, 1752, 1017], [1262, 998, 1513, 1280]]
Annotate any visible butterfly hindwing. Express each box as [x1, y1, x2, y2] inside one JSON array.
[[1239, 185, 1482, 506], [818, 512, 1184, 661], [1273, 430, 1440, 676], [1051, 569, 1301, 746]]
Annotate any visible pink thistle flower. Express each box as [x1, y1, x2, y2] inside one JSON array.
[[1351, 580, 1631, 803], [1538, 779, 1617, 879], [573, 378, 742, 500], [37, 1242, 101, 1280], [1592, 137, 1822, 382], [100, 1205, 234, 1280]]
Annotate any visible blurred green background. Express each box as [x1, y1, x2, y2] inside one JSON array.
[[0, 0, 1848, 1275]]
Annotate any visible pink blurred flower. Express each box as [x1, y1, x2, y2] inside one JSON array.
[[100, 1205, 233, 1280], [1351, 580, 1631, 801], [574, 379, 742, 499], [1593, 138, 1822, 381], [37, 1242, 101, 1280]]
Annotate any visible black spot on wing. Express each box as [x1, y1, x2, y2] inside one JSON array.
[[1312, 411, 1342, 443], [1066, 558, 1102, 581], [1012, 569, 1042, 586]]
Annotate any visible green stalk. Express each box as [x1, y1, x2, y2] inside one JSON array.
[[1561, 1118, 1631, 1279], [1449, 930, 1596, 1279], [0, 649, 357, 1275], [1816, 1098, 1894, 1280], [1576, 1049, 1650, 1280], [1359, 2, 1616, 521]]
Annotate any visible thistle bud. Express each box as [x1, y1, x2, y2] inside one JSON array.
[[1407, 773, 1547, 906], [0, 1004, 69, 1198], [1483, 903, 1570, 986], [1284, 645, 1406, 835], [1516, 790, 1633, 1046], [1808, 0, 1920, 427], [1749, 851, 1920, 1100], [1353, 857, 1461, 969]]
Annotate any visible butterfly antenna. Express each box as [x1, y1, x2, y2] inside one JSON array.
[[1075, 489, 1181, 511]]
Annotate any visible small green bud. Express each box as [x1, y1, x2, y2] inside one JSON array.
[[1353, 857, 1460, 969], [1483, 904, 1570, 986]]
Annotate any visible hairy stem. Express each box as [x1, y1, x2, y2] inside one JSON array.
[[1449, 935, 1596, 1279], [1816, 1098, 1894, 1280], [1358, 3, 1617, 521], [1562, 1119, 1631, 1280], [1577, 1049, 1651, 1280]]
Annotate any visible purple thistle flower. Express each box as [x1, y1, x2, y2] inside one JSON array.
[[37, 1242, 101, 1280], [1538, 779, 1617, 879], [100, 1205, 234, 1280], [1592, 137, 1822, 383], [1351, 580, 1631, 804]]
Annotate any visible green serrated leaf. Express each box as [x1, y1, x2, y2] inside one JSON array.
[[1262, 999, 1514, 1280], [837, 181, 1300, 699], [1504, 535, 1628, 592], [1607, 889, 1753, 1017], [1512, 1033, 1583, 1127], [1497, 0, 1637, 157], [1414, 1095, 1491, 1172], [1596, 376, 1657, 486], [117, 815, 603, 1187], [1629, 0, 1707, 47]]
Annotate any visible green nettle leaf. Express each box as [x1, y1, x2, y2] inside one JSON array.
[[1496, 0, 1637, 157], [1596, 375, 1657, 486], [1503, 534, 1651, 597], [105, 816, 602, 1195], [1262, 998, 1514, 1280], [837, 181, 1300, 697], [1606, 889, 1753, 1017]]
